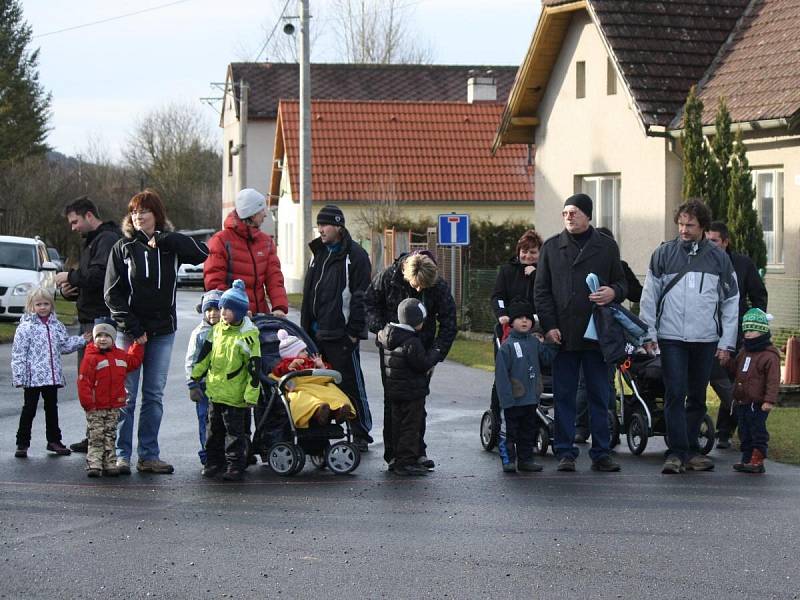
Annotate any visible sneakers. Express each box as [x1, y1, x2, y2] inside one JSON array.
[[69, 438, 89, 453], [502, 461, 517, 473], [116, 457, 132, 475], [46, 442, 71, 456], [417, 455, 435, 469], [557, 457, 576, 472], [661, 456, 684, 474], [86, 468, 102, 478], [686, 455, 714, 471], [393, 463, 429, 476], [14, 446, 28, 458], [518, 459, 544, 472], [202, 464, 224, 478], [136, 459, 175, 474], [591, 455, 621, 472]]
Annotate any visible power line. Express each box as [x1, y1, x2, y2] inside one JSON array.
[[33, 0, 195, 39], [255, 0, 292, 62]]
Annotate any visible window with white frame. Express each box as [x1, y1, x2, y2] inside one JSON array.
[[753, 168, 784, 265], [580, 174, 621, 240]]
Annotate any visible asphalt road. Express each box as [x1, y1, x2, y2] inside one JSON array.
[[0, 290, 798, 599]]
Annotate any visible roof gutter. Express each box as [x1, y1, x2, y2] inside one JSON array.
[[648, 118, 790, 139]]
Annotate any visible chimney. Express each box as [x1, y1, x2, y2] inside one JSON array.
[[467, 70, 497, 103]]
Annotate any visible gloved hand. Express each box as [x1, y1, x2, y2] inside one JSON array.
[[189, 387, 204, 403]]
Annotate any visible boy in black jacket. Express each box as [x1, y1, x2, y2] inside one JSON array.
[[377, 298, 441, 476]]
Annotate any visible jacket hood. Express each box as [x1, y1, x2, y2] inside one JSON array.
[[121, 214, 174, 238], [224, 210, 260, 240], [20, 312, 57, 325], [379, 323, 416, 350], [85, 220, 121, 241]]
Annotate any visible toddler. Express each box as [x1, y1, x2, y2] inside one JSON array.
[[78, 318, 144, 477], [11, 287, 86, 458]]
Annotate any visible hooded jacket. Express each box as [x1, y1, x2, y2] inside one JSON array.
[[376, 323, 442, 401], [204, 211, 288, 315], [300, 228, 371, 341], [104, 219, 209, 339], [11, 313, 85, 388], [491, 256, 537, 320], [365, 253, 457, 358], [78, 342, 144, 411], [495, 329, 557, 409], [66, 221, 122, 322]]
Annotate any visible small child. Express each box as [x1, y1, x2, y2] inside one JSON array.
[[729, 308, 780, 474], [494, 301, 556, 473], [271, 329, 356, 427], [11, 287, 87, 458], [191, 280, 261, 481], [185, 290, 222, 466], [78, 318, 144, 477], [376, 298, 442, 476]]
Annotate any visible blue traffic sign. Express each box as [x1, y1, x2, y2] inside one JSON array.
[[438, 213, 470, 246]]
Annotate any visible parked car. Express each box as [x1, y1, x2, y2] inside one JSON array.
[[46, 246, 65, 271], [176, 228, 214, 287], [0, 235, 58, 319]]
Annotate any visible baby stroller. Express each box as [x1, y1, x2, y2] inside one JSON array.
[[615, 348, 715, 456], [479, 322, 557, 457], [251, 315, 361, 476]]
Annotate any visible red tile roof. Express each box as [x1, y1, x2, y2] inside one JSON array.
[[276, 100, 533, 203]]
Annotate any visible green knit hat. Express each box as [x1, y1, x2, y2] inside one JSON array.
[[742, 308, 770, 334]]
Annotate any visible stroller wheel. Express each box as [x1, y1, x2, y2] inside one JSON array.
[[291, 446, 306, 475], [480, 411, 498, 451], [698, 414, 715, 455], [325, 441, 360, 475], [267, 442, 301, 476], [626, 412, 649, 455]]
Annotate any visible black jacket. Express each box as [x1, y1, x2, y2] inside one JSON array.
[[621, 260, 643, 303], [728, 250, 768, 319], [534, 227, 627, 352], [491, 257, 536, 319], [300, 228, 371, 342], [377, 323, 441, 400], [365, 253, 457, 359], [105, 222, 209, 338], [67, 221, 122, 323]]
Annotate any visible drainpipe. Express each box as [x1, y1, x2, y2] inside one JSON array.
[[239, 79, 249, 190]]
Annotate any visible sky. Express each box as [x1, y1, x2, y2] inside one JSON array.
[[21, 0, 541, 161]]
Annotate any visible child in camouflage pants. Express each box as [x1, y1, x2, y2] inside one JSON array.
[[78, 319, 144, 477]]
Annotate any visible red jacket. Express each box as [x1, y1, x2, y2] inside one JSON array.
[[78, 342, 144, 411], [204, 211, 289, 315], [271, 356, 330, 378]]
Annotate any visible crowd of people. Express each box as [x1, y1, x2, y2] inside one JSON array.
[[9, 187, 778, 479]]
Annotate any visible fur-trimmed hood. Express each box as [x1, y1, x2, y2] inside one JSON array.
[[121, 214, 175, 238]]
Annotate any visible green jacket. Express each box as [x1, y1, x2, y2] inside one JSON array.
[[191, 316, 261, 407]]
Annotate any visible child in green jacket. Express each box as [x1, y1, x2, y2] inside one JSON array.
[[191, 280, 261, 481]]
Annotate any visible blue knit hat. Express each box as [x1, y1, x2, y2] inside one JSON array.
[[198, 289, 222, 314], [219, 280, 250, 322]]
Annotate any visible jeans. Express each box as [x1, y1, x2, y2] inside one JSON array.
[[17, 386, 61, 446], [552, 349, 611, 461], [710, 360, 737, 439], [575, 366, 616, 435], [736, 404, 769, 462], [116, 332, 175, 461], [659, 340, 717, 463]]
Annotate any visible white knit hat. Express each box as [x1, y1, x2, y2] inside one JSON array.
[[277, 328, 307, 358], [235, 188, 266, 220]]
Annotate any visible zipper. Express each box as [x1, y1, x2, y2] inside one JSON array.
[[247, 244, 261, 312], [312, 251, 332, 318], [45, 319, 56, 384], [699, 271, 705, 294]]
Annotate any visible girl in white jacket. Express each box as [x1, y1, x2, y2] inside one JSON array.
[[11, 288, 86, 458]]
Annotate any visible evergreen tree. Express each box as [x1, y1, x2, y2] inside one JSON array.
[[681, 86, 709, 200], [727, 131, 767, 270], [706, 98, 733, 220], [0, 0, 51, 164]]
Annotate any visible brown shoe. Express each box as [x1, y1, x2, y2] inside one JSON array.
[[116, 457, 132, 475], [46, 442, 71, 456], [314, 404, 331, 425], [136, 459, 174, 474]]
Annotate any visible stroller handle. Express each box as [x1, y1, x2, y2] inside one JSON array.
[[277, 368, 343, 391]]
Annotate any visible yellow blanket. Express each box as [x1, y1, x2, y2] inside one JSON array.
[[281, 375, 355, 429]]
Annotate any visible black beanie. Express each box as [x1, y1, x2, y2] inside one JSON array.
[[564, 193, 593, 220], [317, 204, 345, 227], [507, 301, 534, 325]]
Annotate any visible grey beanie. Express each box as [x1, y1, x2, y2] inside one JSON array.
[[235, 188, 266, 220], [92, 317, 117, 340], [398, 298, 427, 328]]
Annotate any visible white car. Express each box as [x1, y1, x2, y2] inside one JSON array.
[[177, 262, 205, 286], [0, 235, 58, 319]]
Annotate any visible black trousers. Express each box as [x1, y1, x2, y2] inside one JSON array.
[[500, 405, 537, 463], [710, 361, 737, 439], [383, 395, 426, 467], [205, 402, 249, 470], [16, 386, 61, 447]]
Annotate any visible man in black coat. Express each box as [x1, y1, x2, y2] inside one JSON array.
[[534, 193, 627, 472], [707, 221, 768, 448], [55, 196, 122, 453], [300, 205, 373, 451]]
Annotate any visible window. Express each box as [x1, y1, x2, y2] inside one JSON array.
[[580, 175, 621, 240], [753, 169, 784, 265], [576, 61, 586, 99], [606, 57, 617, 95], [227, 140, 234, 176]]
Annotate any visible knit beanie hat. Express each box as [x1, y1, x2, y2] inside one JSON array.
[[219, 279, 250, 322], [564, 193, 593, 220], [198, 289, 222, 314], [235, 188, 266, 220], [398, 298, 427, 328], [277, 329, 307, 358], [92, 317, 117, 340], [507, 301, 534, 325], [316, 204, 345, 227], [742, 308, 770, 334]]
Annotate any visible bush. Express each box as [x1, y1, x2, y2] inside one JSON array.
[[468, 219, 535, 268]]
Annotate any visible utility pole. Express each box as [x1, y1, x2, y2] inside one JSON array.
[[239, 79, 249, 190], [300, 0, 313, 268]]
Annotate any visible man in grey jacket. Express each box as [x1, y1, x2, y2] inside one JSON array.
[[640, 200, 739, 474]]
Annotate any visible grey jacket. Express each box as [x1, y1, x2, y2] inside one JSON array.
[[494, 329, 557, 410], [639, 238, 739, 350]]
